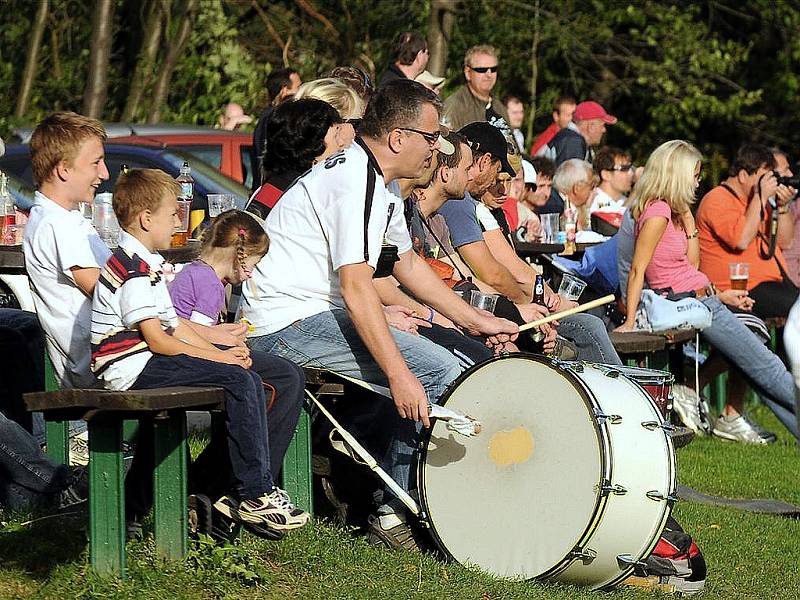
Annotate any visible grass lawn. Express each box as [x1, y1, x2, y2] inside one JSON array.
[[1, 405, 797, 600]]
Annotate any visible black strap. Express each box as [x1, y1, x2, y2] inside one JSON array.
[[419, 210, 471, 281], [362, 166, 376, 262]]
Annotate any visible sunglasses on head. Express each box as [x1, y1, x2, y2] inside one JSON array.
[[468, 65, 498, 74]]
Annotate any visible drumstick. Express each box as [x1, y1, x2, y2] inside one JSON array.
[[305, 390, 421, 517], [518, 294, 616, 333]]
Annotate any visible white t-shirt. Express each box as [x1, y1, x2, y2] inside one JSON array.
[[786, 297, 800, 389], [474, 202, 501, 233], [23, 191, 111, 388], [241, 140, 412, 335], [589, 188, 627, 214], [91, 231, 178, 391]]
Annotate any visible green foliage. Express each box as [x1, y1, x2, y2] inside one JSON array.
[[187, 535, 264, 585]]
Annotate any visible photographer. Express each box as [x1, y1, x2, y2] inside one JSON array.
[[696, 144, 798, 321]]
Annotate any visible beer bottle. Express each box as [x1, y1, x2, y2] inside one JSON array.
[[120, 163, 130, 175], [533, 274, 545, 305]]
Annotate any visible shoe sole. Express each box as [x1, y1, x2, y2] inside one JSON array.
[[711, 429, 769, 444], [212, 498, 309, 532]]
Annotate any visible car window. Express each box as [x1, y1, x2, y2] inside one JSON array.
[[240, 145, 256, 190], [0, 156, 34, 186], [98, 155, 162, 194], [172, 144, 222, 170]]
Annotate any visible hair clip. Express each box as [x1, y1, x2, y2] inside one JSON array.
[[238, 228, 246, 236]]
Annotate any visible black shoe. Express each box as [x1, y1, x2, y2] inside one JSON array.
[[57, 467, 89, 510], [367, 512, 423, 552], [189, 493, 242, 544]]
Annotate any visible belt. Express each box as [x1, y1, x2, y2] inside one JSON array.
[[694, 283, 716, 298]]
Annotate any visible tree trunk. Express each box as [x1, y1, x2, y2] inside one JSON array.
[[147, 0, 197, 123], [426, 0, 457, 77], [121, 0, 166, 122], [82, 0, 115, 119], [525, 0, 540, 144], [14, 0, 49, 119]]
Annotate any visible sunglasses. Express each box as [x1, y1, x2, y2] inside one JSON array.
[[468, 65, 498, 74], [609, 164, 634, 172], [398, 127, 440, 147]]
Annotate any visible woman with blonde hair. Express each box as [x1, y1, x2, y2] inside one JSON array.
[[617, 139, 797, 442], [294, 77, 365, 158]]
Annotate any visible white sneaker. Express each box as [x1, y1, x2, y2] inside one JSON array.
[[671, 385, 711, 435]]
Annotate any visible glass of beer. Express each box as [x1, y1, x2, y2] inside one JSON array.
[[729, 262, 749, 290], [171, 199, 191, 247]]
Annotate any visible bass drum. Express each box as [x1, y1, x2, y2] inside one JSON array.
[[417, 355, 676, 590]]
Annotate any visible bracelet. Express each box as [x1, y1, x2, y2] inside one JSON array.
[[427, 307, 435, 322], [686, 228, 699, 240]]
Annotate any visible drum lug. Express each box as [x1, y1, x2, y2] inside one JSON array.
[[617, 553, 647, 569], [642, 420, 677, 432], [559, 360, 583, 373], [646, 490, 679, 503], [600, 481, 628, 496], [595, 411, 622, 425], [569, 547, 597, 564], [604, 369, 620, 379]]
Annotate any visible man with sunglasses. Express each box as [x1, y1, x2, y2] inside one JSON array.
[[442, 45, 509, 131], [590, 146, 635, 215]]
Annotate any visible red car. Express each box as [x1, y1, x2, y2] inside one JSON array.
[[112, 131, 257, 189]]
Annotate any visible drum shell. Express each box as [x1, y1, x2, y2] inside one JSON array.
[[417, 356, 676, 590], [614, 365, 675, 420]]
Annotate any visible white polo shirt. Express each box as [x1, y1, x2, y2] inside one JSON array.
[[23, 191, 111, 388], [91, 231, 178, 391], [241, 139, 412, 335]]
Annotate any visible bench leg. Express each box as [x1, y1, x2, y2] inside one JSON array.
[[88, 418, 126, 577], [152, 413, 188, 561], [45, 420, 70, 464], [281, 409, 313, 514]]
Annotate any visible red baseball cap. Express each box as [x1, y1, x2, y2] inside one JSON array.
[[573, 100, 617, 124]]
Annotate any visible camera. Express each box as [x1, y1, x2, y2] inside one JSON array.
[[773, 170, 800, 188]]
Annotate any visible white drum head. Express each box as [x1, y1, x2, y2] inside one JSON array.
[[419, 356, 604, 579]]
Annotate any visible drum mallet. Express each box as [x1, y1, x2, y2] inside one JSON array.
[[517, 294, 616, 333], [305, 390, 422, 517]]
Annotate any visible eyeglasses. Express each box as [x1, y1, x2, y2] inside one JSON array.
[[467, 65, 498, 74], [609, 164, 634, 172], [398, 127, 440, 147]]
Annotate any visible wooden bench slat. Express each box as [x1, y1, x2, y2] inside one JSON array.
[[25, 386, 225, 412], [609, 331, 666, 353]]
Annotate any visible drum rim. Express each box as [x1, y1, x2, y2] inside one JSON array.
[[417, 354, 610, 579]]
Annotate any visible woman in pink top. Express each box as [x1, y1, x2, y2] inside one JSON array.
[[617, 140, 797, 443]]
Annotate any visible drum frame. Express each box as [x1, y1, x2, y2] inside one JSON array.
[[416, 355, 676, 590]]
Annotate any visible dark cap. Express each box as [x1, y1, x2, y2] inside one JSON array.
[[457, 121, 516, 176]]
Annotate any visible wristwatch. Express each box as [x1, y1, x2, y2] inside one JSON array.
[[686, 228, 699, 240]]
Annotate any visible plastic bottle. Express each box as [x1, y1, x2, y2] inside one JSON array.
[[564, 207, 577, 255], [173, 161, 194, 247], [0, 172, 15, 245]]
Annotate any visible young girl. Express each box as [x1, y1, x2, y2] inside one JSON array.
[[169, 210, 308, 527], [616, 140, 797, 443]]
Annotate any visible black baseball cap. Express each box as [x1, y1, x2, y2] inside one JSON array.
[[458, 121, 516, 176]]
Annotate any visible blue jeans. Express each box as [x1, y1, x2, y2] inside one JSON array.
[[700, 296, 798, 439], [559, 313, 623, 365], [127, 354, 271, 518], [0, 412, 73, 511], [249, 309, 463, 495]]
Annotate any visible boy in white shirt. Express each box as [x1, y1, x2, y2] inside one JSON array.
[[24, 112, 111, 389], [91, 169, 309, 537]]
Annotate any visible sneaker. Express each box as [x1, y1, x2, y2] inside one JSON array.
[[671, 385, 711, 435], [712, 413, 775, 444], [56, 466, 88, 510], [367, 512, 422, 552], [213, 488, 310, 537], [69, 433, 89, 466]]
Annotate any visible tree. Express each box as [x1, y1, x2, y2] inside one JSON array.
[[14, 0, 48, 119], [121, 0, 167, 122], [82, 0, 115, 118], [426, 0, 457, 77]]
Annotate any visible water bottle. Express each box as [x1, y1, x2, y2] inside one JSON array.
[[0, 172, 15, 245], [173, 161, 194, 247], [93, 192, 119, 247]]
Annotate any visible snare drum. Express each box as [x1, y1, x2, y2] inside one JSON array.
[[613, 365, 674, 419], [418, 355, 676, 590]]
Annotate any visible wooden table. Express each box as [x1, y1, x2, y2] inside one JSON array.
[[0, 242, 199, 274], [514, 241, 565, 257]]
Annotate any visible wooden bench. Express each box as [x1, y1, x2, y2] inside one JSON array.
[[26, 386, 225, 577]]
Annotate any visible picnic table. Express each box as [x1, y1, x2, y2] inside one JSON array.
[[609, 328, 696, 373], [0, 242, 199, 273]]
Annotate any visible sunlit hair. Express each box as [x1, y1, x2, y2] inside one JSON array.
[[552, 159, 592, 194], [113, 169, 180, 229], [199, 209, 269, 270], [294, 78, 365, 120], [629, 140, 702, 220], [464, 45, 498, 68], [30, 111, 107, 186]]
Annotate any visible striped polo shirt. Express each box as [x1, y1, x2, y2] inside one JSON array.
[[91, 231, 178, 391]]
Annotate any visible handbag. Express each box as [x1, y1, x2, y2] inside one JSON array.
[[635, 289, 712, 332]]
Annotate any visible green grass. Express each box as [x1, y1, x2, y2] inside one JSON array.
[[1, 405, 798, 600]]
